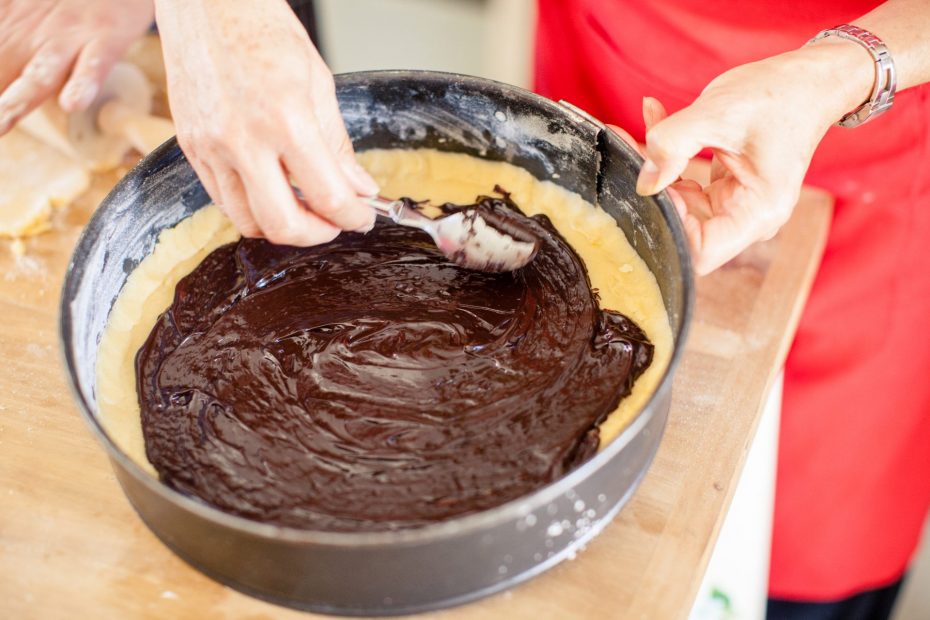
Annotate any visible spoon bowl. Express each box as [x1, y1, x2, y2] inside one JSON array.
[[367, 196, 539, 273]]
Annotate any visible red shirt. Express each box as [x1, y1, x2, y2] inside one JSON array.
[[535, 0, 930, 601]]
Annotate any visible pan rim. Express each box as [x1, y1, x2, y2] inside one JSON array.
[[59, 69, 694, 548]]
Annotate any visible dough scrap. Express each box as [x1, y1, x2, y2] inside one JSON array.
[[1, 37, 170, 241], [0, 129, 90, 238], [96, 149, 672, 473]]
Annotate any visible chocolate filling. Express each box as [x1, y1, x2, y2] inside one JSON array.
[[136, 190, 653, 531]]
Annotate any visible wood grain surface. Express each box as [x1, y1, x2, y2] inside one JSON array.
[[0, 156, 831, 619]]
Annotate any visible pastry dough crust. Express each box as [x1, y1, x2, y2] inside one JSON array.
[[0, 129, 90, 238], [96, 148, 672, 473]]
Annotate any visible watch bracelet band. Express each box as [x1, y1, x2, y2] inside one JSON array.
[[807, 24, 897, 128]]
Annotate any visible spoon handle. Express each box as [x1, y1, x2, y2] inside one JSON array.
[[364, 196, 434, 231], [364, 196, 402, 218], [293, 185, 435, 234]]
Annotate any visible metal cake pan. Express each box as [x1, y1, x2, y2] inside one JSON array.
[[60, 71, 693, 615]]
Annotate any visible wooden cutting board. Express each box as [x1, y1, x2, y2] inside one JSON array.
[[0, 163, 831, 620]]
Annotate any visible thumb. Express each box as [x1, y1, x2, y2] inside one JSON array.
[[642, 96, 668, 131], [636, 104, 717, 196]]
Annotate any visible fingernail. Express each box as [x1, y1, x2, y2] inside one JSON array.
[[0, 78, 29, 132], [642, 97, 655, 125], [352, 200, 377, 233], [60, 79, 98, 111], [344, 162, 380, 197], [636, 158, 660, 195]]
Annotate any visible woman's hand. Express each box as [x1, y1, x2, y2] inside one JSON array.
[[0, 0, 154, 135], [635, 41, 875, 274], [155, 0, 377, 246]]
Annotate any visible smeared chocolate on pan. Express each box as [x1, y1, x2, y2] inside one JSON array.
[[136, 190, 653, 531]]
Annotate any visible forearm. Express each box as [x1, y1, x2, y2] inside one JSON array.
[[153, 0, 234, 46], [794, 0, 930, 127], [856, 0, 930, 90], [154, 0, 299, 39]]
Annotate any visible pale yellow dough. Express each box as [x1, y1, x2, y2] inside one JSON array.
[[97, 148, 672, 473], [0, 129, 90, 237], [97, 206, 240, 474]]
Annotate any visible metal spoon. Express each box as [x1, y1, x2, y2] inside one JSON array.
[[293, 187, 539, 273], [365, 196, 539, 273]]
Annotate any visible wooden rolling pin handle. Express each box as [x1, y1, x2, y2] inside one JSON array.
[[98, 100, 175, 155]]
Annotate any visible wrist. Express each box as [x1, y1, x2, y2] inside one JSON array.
[[792, 36, 877, 127], [154, 0, 213, 41]]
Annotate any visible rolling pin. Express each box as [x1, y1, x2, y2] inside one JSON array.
[[97, 99, 175, 156], [18, 62, 174, 172]]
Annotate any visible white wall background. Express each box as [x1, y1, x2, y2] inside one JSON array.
[[316, 0, 534, 88], [893, 520, 930, 620]]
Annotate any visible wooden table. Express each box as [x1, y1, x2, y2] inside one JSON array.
[[0, 166, 832, 620]]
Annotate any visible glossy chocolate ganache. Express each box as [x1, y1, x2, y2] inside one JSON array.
[[136, 189, 654, 531]]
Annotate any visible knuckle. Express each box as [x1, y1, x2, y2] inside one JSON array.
[[202, 120, 233, 144], [264, 229, 299, 247], [33, 41, 71, 66], [755, 213, 785, 242], [315, 227, 341, 245], [229, 212, 262, 238], [175, 129, 194, 147], [317, 195, 370, 230], [312, 71, 336, 97], [227, 135, 253, 158], [175, 120, 203, 143], [239, 111, 268, 135], [645, 128, 678, 161], [23, 60, 60, 88], [278, 213, 341, 247], [175, 132, 200, 158], [302, 222, 341, 246], [758, 189, 796, 232], [262, 218, 301, 246], [94, 13, 119, 30], [241, 225, 262, 238], [193, 107, 242, 144], [310, 189, 352, 218], [281, 111, 314, 141], [695, 257, 717, 276], [334, 131, 355, 158], [183, 125, 233, 156]]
